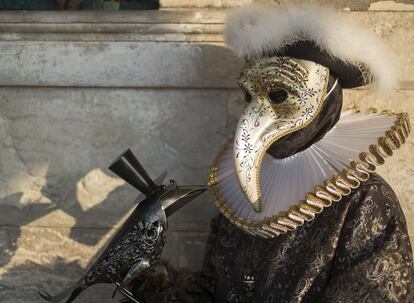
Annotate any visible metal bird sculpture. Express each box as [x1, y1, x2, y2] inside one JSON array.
[[39, 149, 207, 303]]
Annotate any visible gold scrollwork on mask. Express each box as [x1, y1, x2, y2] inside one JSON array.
[[234, 56, 330, 213]]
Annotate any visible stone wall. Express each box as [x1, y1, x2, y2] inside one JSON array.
[[0, 2, 413, 302]]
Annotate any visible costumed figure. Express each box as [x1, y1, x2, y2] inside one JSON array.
[[119, 4, 414, 303]]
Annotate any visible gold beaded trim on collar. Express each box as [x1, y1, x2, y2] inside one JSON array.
[[208, 109, 411, 238]]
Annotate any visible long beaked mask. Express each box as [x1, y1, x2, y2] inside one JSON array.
[[234, 56, 330, 212]]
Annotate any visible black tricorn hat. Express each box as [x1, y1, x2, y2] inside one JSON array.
[[225, 4, 399, 90]]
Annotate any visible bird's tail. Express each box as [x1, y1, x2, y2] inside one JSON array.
[[38, 280, 86, 303]]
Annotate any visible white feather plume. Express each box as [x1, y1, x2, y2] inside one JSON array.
[[225, 4, 399, 90]]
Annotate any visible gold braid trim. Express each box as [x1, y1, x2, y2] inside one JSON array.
[[208, 109, 411, 239]]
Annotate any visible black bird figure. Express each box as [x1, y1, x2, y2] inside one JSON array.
[[39, 149, 207, 303]]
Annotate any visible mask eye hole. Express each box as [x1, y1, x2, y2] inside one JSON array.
[[268, 89, 288, 104], [244, 91, 252, 103]]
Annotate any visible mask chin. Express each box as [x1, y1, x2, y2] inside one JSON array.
[[266, 75, 342, 159]]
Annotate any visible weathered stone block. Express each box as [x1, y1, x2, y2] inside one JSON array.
[[0, 12, 412, 89], [0, 87, 234, 230], [160, 0, 414, 11], [0, 41, 241, 88]]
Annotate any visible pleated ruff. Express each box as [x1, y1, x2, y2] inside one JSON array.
[[208, 108, 410, 238]]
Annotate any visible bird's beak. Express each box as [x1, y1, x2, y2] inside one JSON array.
[[161, 185, 207, 217]]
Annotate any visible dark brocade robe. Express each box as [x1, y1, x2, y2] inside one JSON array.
[[136, 173, 414, 303]]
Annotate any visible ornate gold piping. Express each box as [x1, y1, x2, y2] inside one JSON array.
[[208, 109, 410, 238]]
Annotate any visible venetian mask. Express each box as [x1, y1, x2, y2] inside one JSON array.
[[234, 56, 330, 212]]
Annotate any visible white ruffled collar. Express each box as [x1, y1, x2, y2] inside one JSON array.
[[208, 108, 410, 238]]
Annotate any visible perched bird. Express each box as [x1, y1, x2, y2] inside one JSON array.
[[39, 149, 206, 303]]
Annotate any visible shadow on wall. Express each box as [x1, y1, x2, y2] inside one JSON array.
[[0, 258, 114, 303], [0, 169, 135, 248], [0, 169, 138, 302], [39, 172, 134, 246], [0, 193, 58, 266]]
